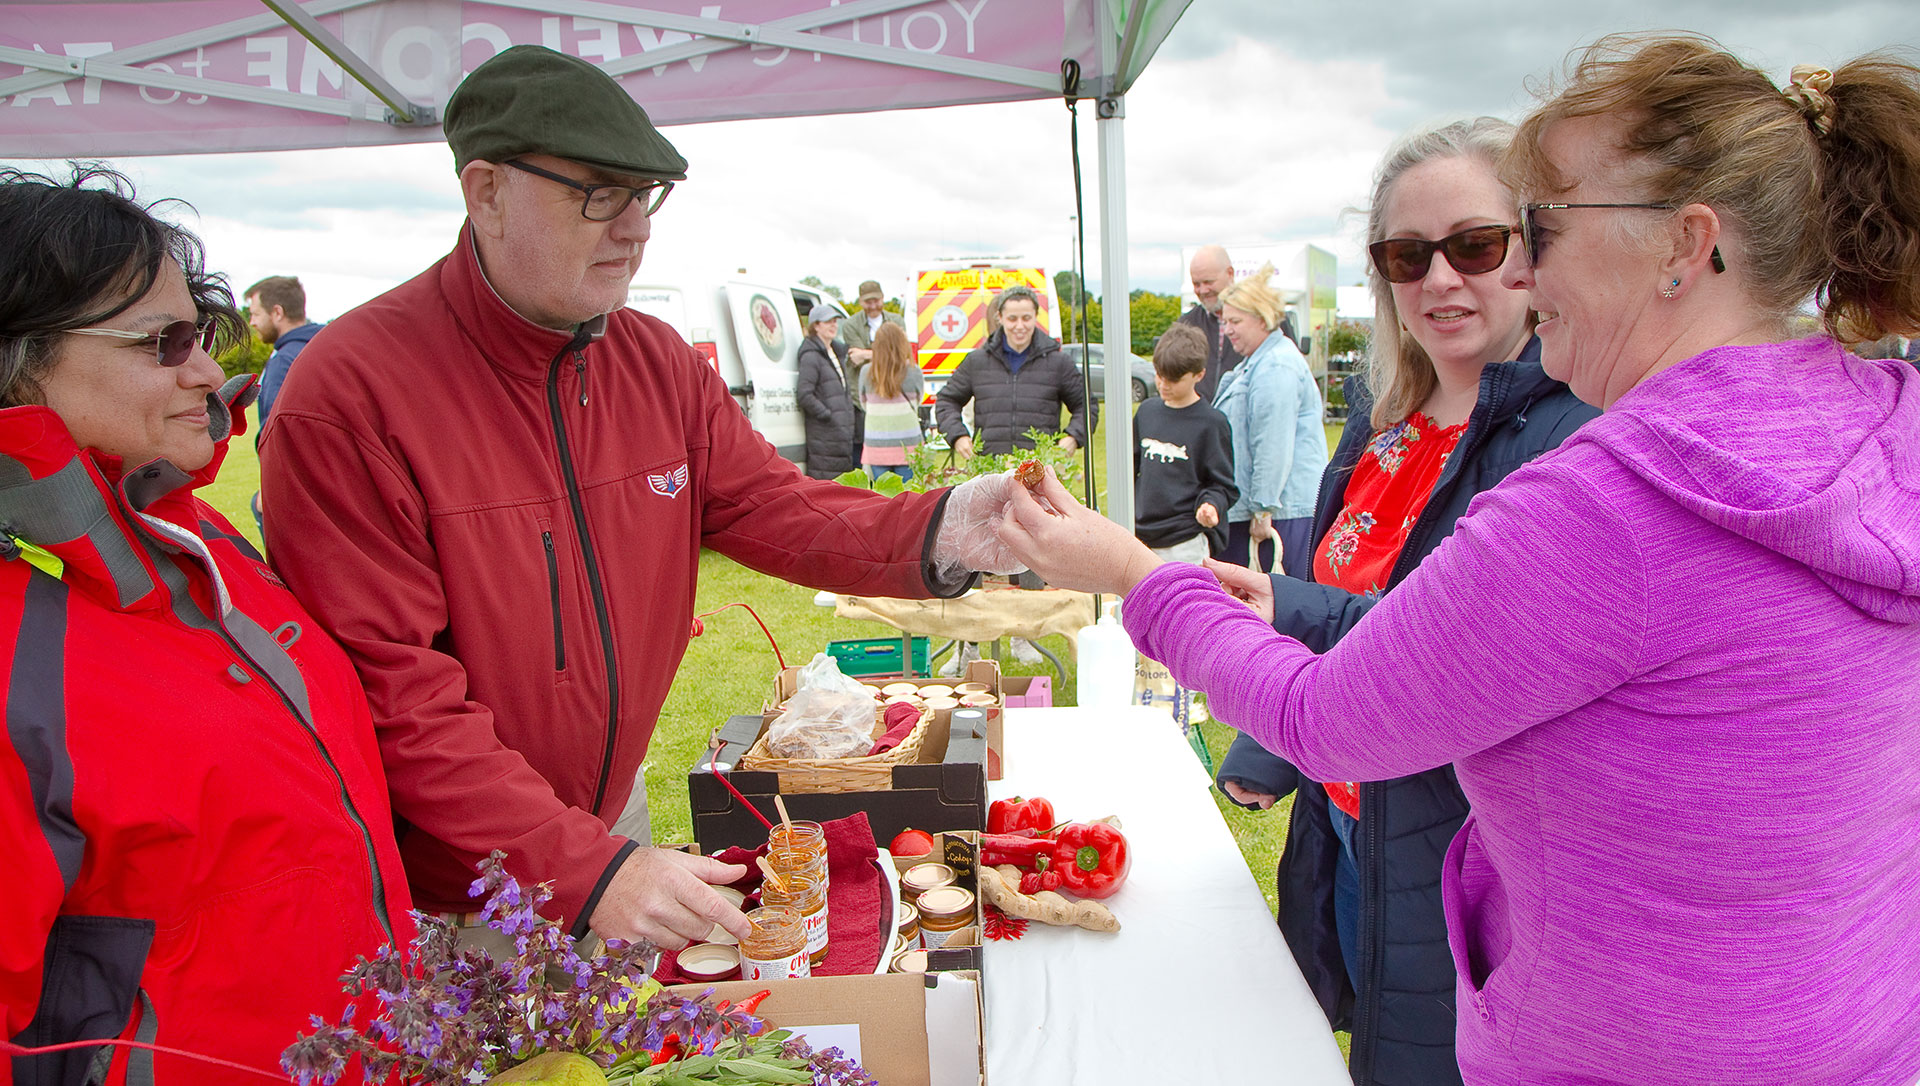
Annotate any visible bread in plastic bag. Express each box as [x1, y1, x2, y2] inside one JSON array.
[[766, 653, 877, 759]]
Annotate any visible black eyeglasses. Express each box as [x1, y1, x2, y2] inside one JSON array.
[[1521, 202, 1726, 273], [506, 159, 674, 221], [1368, 225, 1516, 284], [69, 319, 217, 367]]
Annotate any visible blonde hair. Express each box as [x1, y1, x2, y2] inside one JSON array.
[[1363, 117, 1521, 430], [869, 321, 913, 400], [1505, 33, 1920, 342], [1217, 263, 1284, 332]]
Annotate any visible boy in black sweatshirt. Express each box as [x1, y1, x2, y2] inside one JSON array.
[[1133, 323, 1238, 562]]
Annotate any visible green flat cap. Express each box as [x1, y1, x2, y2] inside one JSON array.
[[445, 45, 688, 180]]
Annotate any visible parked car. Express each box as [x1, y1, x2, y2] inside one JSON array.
[[1065, 341, 1157, 404]]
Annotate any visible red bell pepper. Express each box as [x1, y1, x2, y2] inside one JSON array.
[[1051, 821, 1129, 899], [987, 795, 1057, 837]]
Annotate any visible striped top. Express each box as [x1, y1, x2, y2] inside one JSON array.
[[860, 367, 924, 466]]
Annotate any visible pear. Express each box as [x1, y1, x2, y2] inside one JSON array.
[[485, 1051, 609, 1085]]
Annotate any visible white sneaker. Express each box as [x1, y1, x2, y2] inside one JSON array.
[[1010, 637, 1044, 665], [938, 641, 981, 677], [812, 590, 837, 607]]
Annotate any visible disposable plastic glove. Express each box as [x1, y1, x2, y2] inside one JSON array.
[[929, 471, 1030, 578]]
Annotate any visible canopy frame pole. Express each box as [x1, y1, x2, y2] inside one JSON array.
[[0, 43, 390, 119], [259, 0, 434, 124], [1095, 0, 1151, 533], [0, 0, 374, 99], [1097, 91, 1132, 534]]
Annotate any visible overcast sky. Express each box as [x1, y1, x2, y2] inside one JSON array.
[[9, 0, 1918, 323]]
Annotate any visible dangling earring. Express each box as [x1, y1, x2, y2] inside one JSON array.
[[1662, 278, 1680, 300]]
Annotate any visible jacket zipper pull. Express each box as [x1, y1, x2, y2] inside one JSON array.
[[575, 351, 589, 406]]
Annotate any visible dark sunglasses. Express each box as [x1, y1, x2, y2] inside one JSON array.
[[506, 159, 674, 221], [1368, 225, 1516, 284], [68, 319, 218, 367], [1521, 202, 1726, 273]]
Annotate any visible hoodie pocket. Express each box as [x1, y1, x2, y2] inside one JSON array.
[[542, 529, 566, 672], [13, 914, 156, 1086]]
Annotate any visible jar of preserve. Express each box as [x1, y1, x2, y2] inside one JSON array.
[[738, 905, 810, 981], [900, 861, 954, 901], [915, 886, 975, 949], [759, 870, 829, 966], [768, 822, 829, 891], [894, 897, 920, 950]]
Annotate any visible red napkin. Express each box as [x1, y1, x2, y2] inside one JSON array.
[[868, 701, 921, 755], [655, 812, 886, 982]]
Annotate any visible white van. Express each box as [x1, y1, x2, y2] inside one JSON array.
[[626, 278, 839, 468]]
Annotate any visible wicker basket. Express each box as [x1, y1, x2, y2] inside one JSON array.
[[737, 706, 932, 794]]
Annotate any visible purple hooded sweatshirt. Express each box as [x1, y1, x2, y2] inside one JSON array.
[[1125, 338, 1920, 1085]]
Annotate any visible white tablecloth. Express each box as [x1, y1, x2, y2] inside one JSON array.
[[984, 707, 1350, 1084]]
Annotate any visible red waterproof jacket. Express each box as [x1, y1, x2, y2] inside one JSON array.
[[1, 382, 412, 1085], [260, 226, 966, 930]]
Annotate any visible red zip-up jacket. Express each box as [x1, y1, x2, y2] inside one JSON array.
[[2, 381, 412, 1085], [260, 226, 967, 931]]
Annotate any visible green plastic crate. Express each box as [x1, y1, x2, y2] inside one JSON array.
[[826, 635, 930, 678]]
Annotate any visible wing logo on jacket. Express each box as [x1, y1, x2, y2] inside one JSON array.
[[648, 463, 689, 498]]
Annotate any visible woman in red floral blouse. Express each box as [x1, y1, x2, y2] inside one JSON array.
[[1211, 118, 1598, 1085]]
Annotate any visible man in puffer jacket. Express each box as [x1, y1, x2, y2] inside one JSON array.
[[935, 285, 1095, 456]]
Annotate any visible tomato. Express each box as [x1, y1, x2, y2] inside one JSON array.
[[889, 828, 936, 857]]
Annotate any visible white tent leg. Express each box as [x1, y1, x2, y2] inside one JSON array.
[[1097, 93, 1133, 533]]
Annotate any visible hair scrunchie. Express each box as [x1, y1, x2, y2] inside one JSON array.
[[1784, 65, 1836, 136]]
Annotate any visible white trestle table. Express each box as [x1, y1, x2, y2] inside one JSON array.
[[983, 707, 1351, 1083]]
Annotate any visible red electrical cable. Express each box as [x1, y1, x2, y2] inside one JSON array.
[[690, 601, 786, 670], [0, 1037, 284, 1080]]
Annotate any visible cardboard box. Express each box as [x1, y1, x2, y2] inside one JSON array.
[[894, 830, 984, 974], [689, 712, 989, 853], [667, 971, 983, 1086], [688, 663, 1010, 852], [999, 674, 1052, 709]]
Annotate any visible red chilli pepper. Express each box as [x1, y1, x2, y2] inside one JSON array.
[[1050, 821, 1130, 899], [979, 833, 1055, 870], [987, 796, 1057, 837], [652, 1033, 684, 1065], [736, 990, 772, 1015]]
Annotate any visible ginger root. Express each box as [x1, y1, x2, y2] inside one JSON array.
[[978, 864, 1120, 933]]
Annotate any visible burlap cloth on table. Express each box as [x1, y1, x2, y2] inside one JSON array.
[[835, 585, 1096, 647]]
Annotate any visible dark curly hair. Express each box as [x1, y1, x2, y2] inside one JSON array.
[[0, 163, 244, 407]]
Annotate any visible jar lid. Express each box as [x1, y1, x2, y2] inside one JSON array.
[[881, 682, 919, 696], [678, 943, 740, 978], [891, 948, 929, 974], [917, 684, 954, 698], [895, 899, 917, 924], [916, 886, 975, 917], [902, 862, 954, 890]]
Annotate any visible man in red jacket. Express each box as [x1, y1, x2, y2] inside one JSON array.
[[259, 45, 1018, 952]]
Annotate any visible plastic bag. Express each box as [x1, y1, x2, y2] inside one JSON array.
[[766, 653, 876, 759], [928, 471, 1030, 580]]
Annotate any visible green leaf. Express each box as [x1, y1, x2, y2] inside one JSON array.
[[718, 1058, 812, 1083], [833, 468, 872, 488], [872, 472, 906, 496]]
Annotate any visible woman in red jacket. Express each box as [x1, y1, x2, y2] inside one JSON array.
[[0, 165, 412, 1084]]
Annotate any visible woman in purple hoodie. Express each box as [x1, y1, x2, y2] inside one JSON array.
[[998, 35, 1920, 1086]]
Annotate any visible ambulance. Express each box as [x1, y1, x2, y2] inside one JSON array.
[[904, 261, 1061, 403]]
